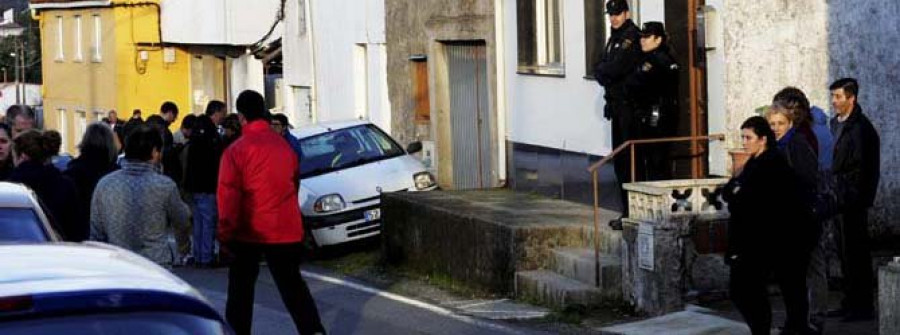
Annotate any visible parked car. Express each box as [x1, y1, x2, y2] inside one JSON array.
[[0, 182, 60, 242], [293, 120, 437, 247], [0, 243, 232, 334]]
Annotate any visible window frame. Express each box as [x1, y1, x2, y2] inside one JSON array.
[[91, 14, 102, 62], [73, 15, 83, 62], [516, 0, 565, 77], [55, 16, 64, 61], [57, 109, 68, 152]]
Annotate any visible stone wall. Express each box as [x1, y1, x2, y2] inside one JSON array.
[[880, 261, 900, 335], [721, 0, 900, 237], [827, 0, 900, 238], [384, 0, 495, 147], [381, 190, 598, 294], [721, 0, 830, 147]]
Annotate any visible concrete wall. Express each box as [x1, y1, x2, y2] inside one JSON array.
[[827, 0, 900, 237], [717, 0, 830, 151], [709, 0, 899, 236]]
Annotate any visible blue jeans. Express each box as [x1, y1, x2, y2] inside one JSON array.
[[192, 193, 218, 265]]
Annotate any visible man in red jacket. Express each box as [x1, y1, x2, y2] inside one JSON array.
[[217, 90, 325, 335]]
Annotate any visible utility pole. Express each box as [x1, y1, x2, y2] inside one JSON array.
[[11, 51, 18, 105], [20, 35, 25, 105]]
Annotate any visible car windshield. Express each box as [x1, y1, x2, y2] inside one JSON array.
[[300, 124, 405, 179], [0, 311, 228, 335], [0, 208, 48, 242]]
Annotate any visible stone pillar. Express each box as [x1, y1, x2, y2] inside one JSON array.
[[620, 179, 730, 316], [880, 260, 900, 335]]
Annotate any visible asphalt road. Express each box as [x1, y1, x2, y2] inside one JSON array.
[[174, 266, 550, 335]]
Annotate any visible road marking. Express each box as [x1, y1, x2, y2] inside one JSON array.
[[301, 270, 527, 334], [455, 298, 511, 310]]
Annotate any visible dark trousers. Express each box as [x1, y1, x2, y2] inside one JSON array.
[[836, 207, 874, 312], [226, 242, 325, 335], [638, 121, 673, 181], [730, 256, 810, 335], [610, 103, 638, 217]]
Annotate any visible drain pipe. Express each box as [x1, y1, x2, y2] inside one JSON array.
[[494, 0, 508, 186], [307, 0, 319, 122]]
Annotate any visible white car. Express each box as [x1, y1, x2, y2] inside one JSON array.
[[293, 120, 437, 247], [0, 243, 232, 334], [0, 182, 60, 242]]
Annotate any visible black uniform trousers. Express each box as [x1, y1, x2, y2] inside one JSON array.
[[226, 241, 325, 335], [730, 254, 810, 335], [610, 101, 640, 217], [835, 206, 875, 313]]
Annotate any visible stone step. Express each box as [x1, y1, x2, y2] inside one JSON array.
[[582, 227, 623, 256], [551, 247, 622, 298], [516, 270, 605, 309]]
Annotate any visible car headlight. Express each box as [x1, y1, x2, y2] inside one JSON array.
[[414, 172, 436, 190], [313, 194, 345, 213]]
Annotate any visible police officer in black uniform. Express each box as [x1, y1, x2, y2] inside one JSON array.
[[626, 21, 679, 181], [594, 0, 642, 229]]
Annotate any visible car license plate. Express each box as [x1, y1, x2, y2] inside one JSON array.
[[364, 209, 381, 222]]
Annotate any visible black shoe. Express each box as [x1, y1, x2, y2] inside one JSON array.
[[608, 218, 623, 230], [840, 310, 874, 322]]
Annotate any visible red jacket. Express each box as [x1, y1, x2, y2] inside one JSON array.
[[217, 120, 304, 244]]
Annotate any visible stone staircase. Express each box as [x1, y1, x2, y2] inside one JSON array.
[[515, 218, 625, 309]]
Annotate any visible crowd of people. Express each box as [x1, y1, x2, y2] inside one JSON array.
[[595, 1, 881, 334], [0, 90, 322, 335], [724, 79, 879, 335]]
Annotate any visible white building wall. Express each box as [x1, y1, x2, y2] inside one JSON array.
[[282, 0, 315, 127], [161, 0, 280, 45], [703, 1, 728, 176], [307, 0, 391, 133], [503, 1, 667, 157], [504, 0, 609, 156], [227, 55, 266, 113]]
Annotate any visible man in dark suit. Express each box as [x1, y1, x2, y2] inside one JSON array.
[[827, 77, 880, 322]]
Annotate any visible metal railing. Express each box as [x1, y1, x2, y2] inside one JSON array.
[[585, 134, 726, 287]]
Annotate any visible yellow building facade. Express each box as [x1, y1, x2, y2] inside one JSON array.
[[33, 0, 206, 154]]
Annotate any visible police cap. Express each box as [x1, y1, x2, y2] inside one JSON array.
[[605, 0, 629, 15], [640, 21, 666, 38]]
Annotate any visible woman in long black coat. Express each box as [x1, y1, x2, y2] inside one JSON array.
[[64, 123, 120, 242], [724, 116, 814, 335]]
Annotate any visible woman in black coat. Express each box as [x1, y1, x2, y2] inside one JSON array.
[[0, 123, 13, 180], [8, 130, 80, 241], [724, 116, 814, 335], [64, 123, 120, 242]]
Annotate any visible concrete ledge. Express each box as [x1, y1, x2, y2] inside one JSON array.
[[880, 261, 900, 335], [382, 190, 620, 294]]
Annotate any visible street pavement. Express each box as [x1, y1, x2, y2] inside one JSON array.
[[174, 266, 552, 335]]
